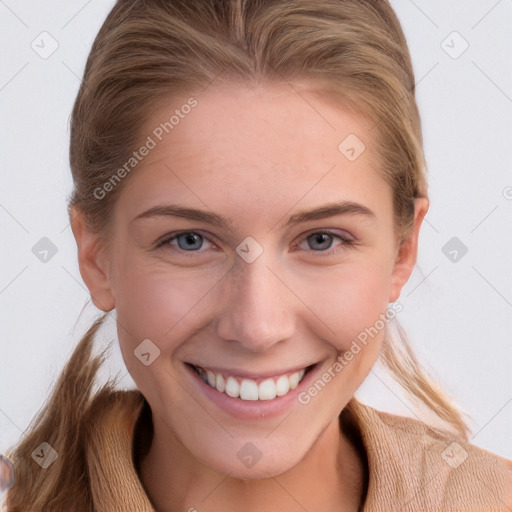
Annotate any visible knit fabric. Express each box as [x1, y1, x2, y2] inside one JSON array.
[[84, 390, 512, 511]]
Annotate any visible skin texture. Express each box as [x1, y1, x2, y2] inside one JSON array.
[[71, 81, 429, 512]]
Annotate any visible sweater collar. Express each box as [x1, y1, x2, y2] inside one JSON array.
[[85, 389, 389, 511], [90, 389, 495, 511]]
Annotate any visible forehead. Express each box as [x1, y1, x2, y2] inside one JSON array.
[[117, 81, 390, 225], [158, 80, 373, 155]]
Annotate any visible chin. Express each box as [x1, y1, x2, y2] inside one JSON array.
[[189, 433, 311, 480]]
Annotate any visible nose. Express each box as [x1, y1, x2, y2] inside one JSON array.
[[215, 250, 296, 353]]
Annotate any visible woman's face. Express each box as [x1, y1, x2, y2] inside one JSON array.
[[76, 81, 427, 478]]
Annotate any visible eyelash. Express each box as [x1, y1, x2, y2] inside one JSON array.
[[155, 229, 356, 258]]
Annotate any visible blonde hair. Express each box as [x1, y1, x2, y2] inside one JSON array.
[[4, 0, 471, 509]]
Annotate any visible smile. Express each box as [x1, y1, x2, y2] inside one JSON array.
[[190, 364, 310, 401]]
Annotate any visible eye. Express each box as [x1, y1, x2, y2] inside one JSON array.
[[156, 231, 215, 256], [294, 230, 355, 256], [155, 229, 355, 258]]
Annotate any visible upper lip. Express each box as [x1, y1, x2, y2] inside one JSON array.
[[186, 362, 317, 380]]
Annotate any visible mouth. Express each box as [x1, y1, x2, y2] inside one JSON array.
[[186, 363, 315, 401]]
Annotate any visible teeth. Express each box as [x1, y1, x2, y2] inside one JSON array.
[[289, 372, 300, 390], [194, 365, 307, 401], [206, 370, 216, 388], [240, 379, 259, 400], [225, 376, 240, 398], [216, 373, 226, 393], [275, 375, 290, 396], [259, 379, 277, 400]]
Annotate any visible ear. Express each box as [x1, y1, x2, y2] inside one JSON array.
[[389, 197, 429, 303], [69, 206, 115, 312]]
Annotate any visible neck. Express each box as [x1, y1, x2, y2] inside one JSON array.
[[135, 405, 367, 512]]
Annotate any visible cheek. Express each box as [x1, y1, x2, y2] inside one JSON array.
[[300, 261, 393, 407], [302, 256, 393, 348], [113, 265, 220, 343], [112, 264, 222, 403]]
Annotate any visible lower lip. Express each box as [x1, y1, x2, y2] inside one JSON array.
[[185, 363, 321, 420]]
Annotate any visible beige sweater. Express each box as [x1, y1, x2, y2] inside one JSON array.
[[84, 390, 512, 511]]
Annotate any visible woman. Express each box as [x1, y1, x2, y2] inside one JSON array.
[[3, 0, 511, 510]]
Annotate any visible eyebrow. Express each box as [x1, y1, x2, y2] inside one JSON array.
[[132, 200, 377, 230]]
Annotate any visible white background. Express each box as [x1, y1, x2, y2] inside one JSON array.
[[1, 0, 511, 465]]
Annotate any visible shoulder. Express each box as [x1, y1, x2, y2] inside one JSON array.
[[350, 400, 512, 510]]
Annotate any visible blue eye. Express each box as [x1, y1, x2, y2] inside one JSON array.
[[156, 230, 355, 257], [295, 230, 355, 256], [157, 232, 214, 254], [174, 232, 206, 251]]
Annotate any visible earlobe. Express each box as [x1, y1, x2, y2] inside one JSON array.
[[389, 197, 429, 303], [69, 207, 115, 312]]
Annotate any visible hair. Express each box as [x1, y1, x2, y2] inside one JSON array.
[[4, 0, 472, 509]]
